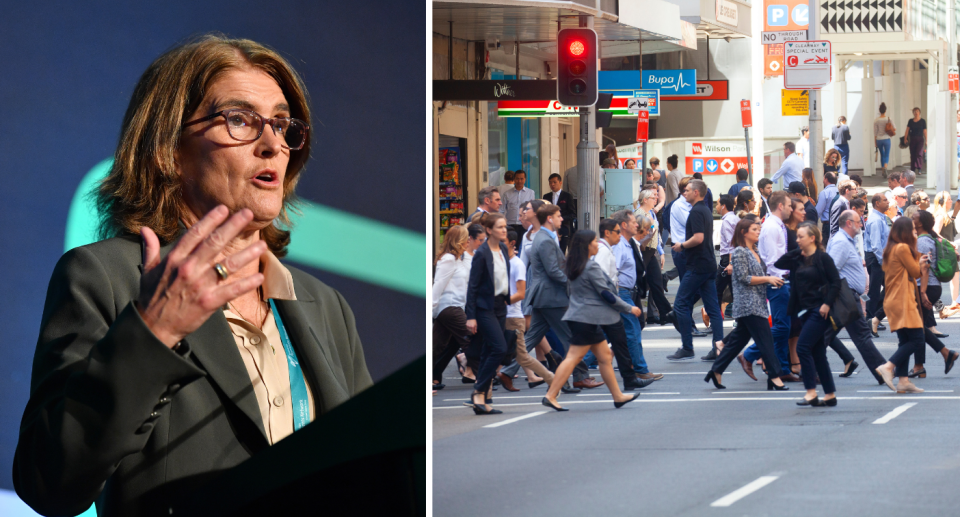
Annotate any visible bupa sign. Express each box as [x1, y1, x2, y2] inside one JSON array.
[[642, 69, 697, 96]]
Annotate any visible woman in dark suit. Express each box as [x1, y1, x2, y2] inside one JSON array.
[[465, 212, 511, 415], [14, 36, 373, 517], [541, 230, 642, 411], [774, 223, 841, 406]]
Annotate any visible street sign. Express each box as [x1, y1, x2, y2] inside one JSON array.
[[950, 66, 959, 94], [784, 40, 831, 89], [781, 89, 809, 115], [764, 43, 784, 77], [636, 110, 649, 143], [686, 141, 749, 175], [740, 100, 753, 128], [642, 69, 697, 95], [601, 89, 660, 116], [662, 80, 729, 101], [761, 30, 808, 44], [764, 0, 810, 31]]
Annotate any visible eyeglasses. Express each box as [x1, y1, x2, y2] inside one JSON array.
[[183, 109, 310, 150]]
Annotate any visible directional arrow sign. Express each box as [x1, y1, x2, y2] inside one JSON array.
[[706, 159, 719, 172]]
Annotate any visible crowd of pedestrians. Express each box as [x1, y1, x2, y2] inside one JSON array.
[[433, 154, 960, 412]]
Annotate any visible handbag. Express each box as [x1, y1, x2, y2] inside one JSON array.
[[884, 118, 896, 137], [826, 279, 860, 331]]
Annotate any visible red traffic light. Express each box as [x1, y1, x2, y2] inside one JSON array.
[[569, 40, 585, 56]]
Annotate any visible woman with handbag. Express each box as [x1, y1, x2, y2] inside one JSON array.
[[705, 217, 788, 391], [635, 188, 673, 325], [464, 213, 512, 415], [541, 230, 644, 411], [874, 102, 896, 178], [875, 218, 931, 393], [907, 212, 960, 378], [773, 223, 842, 407]]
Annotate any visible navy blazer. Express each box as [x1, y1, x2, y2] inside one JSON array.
[[465, 241, 511, 319], [543, 190, 576, 223]]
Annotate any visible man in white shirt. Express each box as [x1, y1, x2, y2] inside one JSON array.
[[594, 218, 620, 286], [796, 127, 810, 168], [740, 191, 799, 381], [771, 141, 804, 187], [500, 170, 536, 225], [497, 170, 515, 196]]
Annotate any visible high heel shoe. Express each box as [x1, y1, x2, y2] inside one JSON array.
[[839, 360, 859, 378], [528, 380, 546, 389], [704, 371, 726, 389], [541, 397, 568, 412], [796, 396, 820, 406], [471, 393, 502, 415], [946, 351, 959, 375], [614, 392, 641, 408], [767, 378, 789, 391]]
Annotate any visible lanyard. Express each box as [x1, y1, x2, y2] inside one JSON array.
[[268, 299, 311, 431]]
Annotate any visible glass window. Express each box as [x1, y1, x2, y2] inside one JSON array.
[[486, 69, 540, 196]]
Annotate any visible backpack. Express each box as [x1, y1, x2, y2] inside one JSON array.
[[920, 234, 959, 282]]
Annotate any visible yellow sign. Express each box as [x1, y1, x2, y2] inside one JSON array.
[[781, 89, 809, 116]]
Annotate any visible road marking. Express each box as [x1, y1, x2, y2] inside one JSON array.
[[577, 392, 681, 396], [710, 474, 781, 507], [432, 395, 960, 409], [443, 395, 544, 401], [712, 391, 799, 394], [872, 402, 917, 424], [859, 390, 952, 393], [660, 371, 732, 375], [483, 411, 548, 428]]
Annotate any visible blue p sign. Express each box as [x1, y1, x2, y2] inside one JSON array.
[[693, 159, 704, 173], [767, 4, 787, 26]]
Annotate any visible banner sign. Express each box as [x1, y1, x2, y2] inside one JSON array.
[[781, 89, 809, 115], [949, 66, 959, 94], [662, 80, 729, 101], [496, 100, 579, 117], [686, 141, 750, 175], [433, 80, 557, 101], [641, 69, 697, 95]]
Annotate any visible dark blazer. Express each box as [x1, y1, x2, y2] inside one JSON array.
[[774, 247, 841, 317], [13, 235, 373, 517], [465, 240, 511, 319], [543, 190, 575, 224], [525, 229, 569, 309]]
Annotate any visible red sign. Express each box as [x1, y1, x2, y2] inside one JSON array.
[[740, 100, 753, 128], [685, 157, 750, 175], [636, 110, 649, 142], [950, 72, 959, 94], [691, 142, 703, 155], [661, 80, 729, 101]]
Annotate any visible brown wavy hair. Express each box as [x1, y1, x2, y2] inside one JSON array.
[[95, 34, 311, 257], [435, 225, 468, 263]]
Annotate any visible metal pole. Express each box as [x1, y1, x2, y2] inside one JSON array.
[[745, 127, 752, 184], [808, 0, 824, 184], [516, 41, 520, 79], [577, 14, 600, 231], [448, 22, 453, 80], [947, 0, 957, 190]]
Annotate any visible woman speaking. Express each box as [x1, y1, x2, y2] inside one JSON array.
[[13, 36, 373, 517]]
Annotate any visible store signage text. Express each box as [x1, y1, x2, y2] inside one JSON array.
[[662, 80, 729, 101], [493, 83, 516, 98], [642, 70, 697, 95]]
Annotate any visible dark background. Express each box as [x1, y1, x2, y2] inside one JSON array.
[[0, 1, 425, 493]]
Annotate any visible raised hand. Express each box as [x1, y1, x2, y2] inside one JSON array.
[[136, 205, 267, 348]]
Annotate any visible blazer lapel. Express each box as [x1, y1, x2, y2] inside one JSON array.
[[271, 298, 349, 415]]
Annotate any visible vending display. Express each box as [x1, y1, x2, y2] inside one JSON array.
[[438, 147, 465, 240]]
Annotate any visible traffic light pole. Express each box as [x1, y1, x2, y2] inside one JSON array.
[[808, 0, 824, 184], [576, 15, 600, 232]]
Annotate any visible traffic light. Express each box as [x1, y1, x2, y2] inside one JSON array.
[[557, 28, 598, 107]]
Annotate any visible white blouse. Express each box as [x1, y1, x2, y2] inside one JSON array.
[[492, 248, 509, 296], [432, 253, 469, 319]]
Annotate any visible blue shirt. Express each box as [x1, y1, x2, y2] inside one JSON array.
[[864, 208, 890, 264], [727, 181, 750, 197], [669, 197, 692, 246], [613, 237, 637, 289], [826, 230, 866, 295], [771, 153, 804, 186], [816, 184, 839, 222]]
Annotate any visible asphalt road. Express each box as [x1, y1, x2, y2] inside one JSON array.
[[433, 304, 960, 516]]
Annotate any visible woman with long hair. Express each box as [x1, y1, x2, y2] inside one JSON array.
[[874, 102, 895, 178], [908, 211, 960, 377], [803, 166, 819, 201], [605, 143, 621, 168], [735, 189, 756, 219], [904, 107, 927, 174], [774, 223, 842, 406], [635, 188, 672, 325], [432, 226, 471, 389], [823, 148, 841, 174], [931, 191, 960, 317], [705, 218, 788, 390], [875, 217, 931, 393], [464, 213, 511, 414], [541, 230, 643, 411]]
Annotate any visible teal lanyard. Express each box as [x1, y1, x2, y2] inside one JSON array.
[[268, 299, 311, 431]]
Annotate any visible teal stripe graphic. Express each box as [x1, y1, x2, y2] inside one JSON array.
[[65, 159, 425, 297]]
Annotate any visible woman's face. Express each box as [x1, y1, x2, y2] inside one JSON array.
[[945, 196, 954, 211], [588, 236, 600, 257], [470, 234, 486, 251], [642, 193, 657, 209], [797, 227, 815, 249], [790, 203, 805, 224], [912, 214, 923, 233], [747, 198, 756, 211], [625, 161, 635, 169], [489, 218, 508, 242], [745, 223, 761, 243], [177, 67, 292, 229]]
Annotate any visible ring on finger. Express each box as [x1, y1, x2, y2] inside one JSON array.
[[213, 262, 229, 282]]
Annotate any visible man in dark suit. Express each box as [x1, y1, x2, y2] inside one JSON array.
[[544, 173, 576, 252], [469, 185, 502, 220]]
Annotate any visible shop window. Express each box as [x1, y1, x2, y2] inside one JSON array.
[[487, 69, 541, 197]]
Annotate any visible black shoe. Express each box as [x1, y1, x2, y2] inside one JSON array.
[[701, 348, 719, 361], [614, 392, 641, 409], [691, 326, 709, 338], [767, 378, 789, 391], [471, 393, 502, 415], [541, 397, 569, 412], [662, 310, 675, 326], [871, 330, 880, 338], [796, 396, 820, 406], [462, 376, 476, 384], [838, 360, 859, 378], [877, 324, 887, 331], [932, 332, 949, 339], [667, 348, 695, 360], [704, 371, 726, 389], [433, 383, 445, 390], [663, 274, 670, 292], [560, 384, 581, 394], [946, 351, 959, 375], [528, 380, 546, 389], [624, 377, 654, 390], [823, 397, 838, 407]]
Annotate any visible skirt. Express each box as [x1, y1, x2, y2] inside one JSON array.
[[566, 321, 607, 345]]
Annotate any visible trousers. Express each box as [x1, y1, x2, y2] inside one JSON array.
[[525, 306, 588, 382], [891, 327, 924, 377], [432, 306, 471, 382], [642, 248, 672, 322], [824, 302, 887, 371], [673, 268, 724, 350], [500, 317, 554, 383], [712, 315, 783, 379], [865, 252, 886, 320], [796, 312, 836, 393], [744, 284, 791, 372], [473, 300, 508, 393], [601, 320, 637, 380], [618, 287, 649, 374]]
